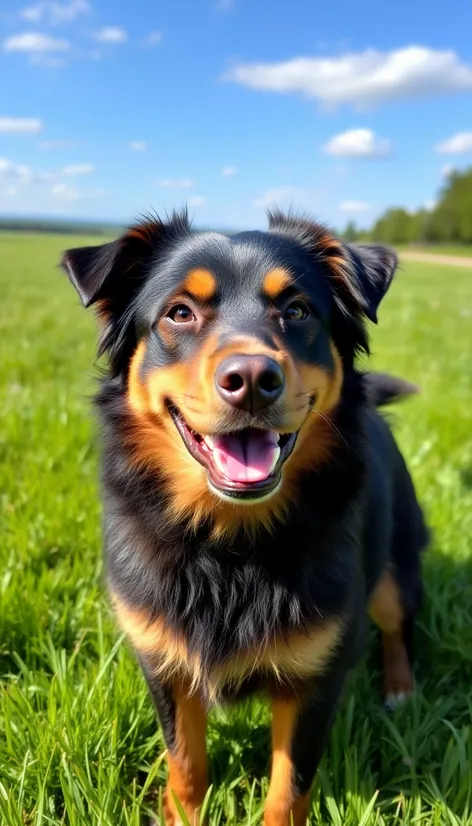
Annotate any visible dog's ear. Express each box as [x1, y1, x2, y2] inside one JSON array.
[[267, 210, 397, 324], [61, 211, 191, 309], [60, 211, 191, 373], [342, 243, 398, 323], [61, 240, 123, 308]]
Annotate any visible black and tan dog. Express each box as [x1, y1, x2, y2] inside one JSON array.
[[62, 210, 428, 826]]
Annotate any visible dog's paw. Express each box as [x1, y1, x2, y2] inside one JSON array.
[[384, 679, 414, 711]]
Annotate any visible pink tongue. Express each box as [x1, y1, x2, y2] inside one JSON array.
[[211, 430, 280, 483]]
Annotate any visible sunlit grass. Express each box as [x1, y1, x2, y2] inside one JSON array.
[[1, 234, 471, 824]]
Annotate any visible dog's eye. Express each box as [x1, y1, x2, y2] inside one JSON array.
[[283, 301, 310, 322], [167, 304, 196, 324]]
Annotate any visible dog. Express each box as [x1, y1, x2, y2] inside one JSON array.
[[62, 210, 428, 826]]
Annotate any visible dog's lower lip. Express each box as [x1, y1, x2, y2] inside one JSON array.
[[167, 403, 298, 496]]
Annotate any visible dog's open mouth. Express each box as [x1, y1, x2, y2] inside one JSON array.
[[168, 405, 298, 501]]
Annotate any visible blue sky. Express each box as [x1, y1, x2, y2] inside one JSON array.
[[1, 0, 472, 230]]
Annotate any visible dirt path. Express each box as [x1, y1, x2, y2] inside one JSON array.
[[400, 251, 472, 269]]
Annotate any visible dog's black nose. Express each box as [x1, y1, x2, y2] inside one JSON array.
[[215, 355, 284, 413]]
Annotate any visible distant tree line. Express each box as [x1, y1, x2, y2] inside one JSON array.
[[342, 167, 472, 246], [2, 167, 471, 246], [0, 217, 122, 236]]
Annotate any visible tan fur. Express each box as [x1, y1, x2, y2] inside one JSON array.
[[181, 268, 217, 302], [369, 568, 414, 699], [368, 568, 404, 634], [262, 267, 294, 298], [164, 685, 208, 826], [125, 334, 344, 541], [112, 592, 344, 701], [381, 631, 414, 698], [264, 698, 311, 826]]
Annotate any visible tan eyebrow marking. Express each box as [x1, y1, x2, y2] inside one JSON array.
[[181, 268, 217, 301], [262, 267, 294, 299]]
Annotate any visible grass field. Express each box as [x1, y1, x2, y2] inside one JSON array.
[[396, 245, 472, 259], [1, 232, 472, 826]]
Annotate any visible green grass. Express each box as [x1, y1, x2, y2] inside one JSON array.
[[396, 244, 472, 258], [1, 233, 472, 826]]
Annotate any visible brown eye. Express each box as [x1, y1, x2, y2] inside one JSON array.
[[283, 301, 310, 322], [167, 304, 196, 324]]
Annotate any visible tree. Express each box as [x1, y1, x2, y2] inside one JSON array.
[[342, 220, 358, 242], [369, 167, 472, 246]]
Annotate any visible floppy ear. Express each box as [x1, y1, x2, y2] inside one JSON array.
[[343, 243, 398, 323], [61, 210, 191, 310], [60, 211, 191, 373], [267, 210, 397, 325], [61, 240, 123, 308]]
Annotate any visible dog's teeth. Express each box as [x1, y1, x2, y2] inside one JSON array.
[[204, 436, 214, 450], [269, 446, 281, 473]]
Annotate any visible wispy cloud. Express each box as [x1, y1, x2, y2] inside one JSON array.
[[223, 46, 472, 110], [128, 140, 147, 152], [435, 131, 472, 154], [340, 200, 372, 212], [3, 32, 70, 54], [0, 158, 32, 181], [157, 178, 194, 189], [216, 0, 234, 10], [221, 165, 237, 177], [39, 139, 77, 149], [61, 163, 94, 175], [323, 128, 391, 158], [188, 195, 206, 207], [92, 27, 127, 44], [0, 117, 42, 134], [143, 31, 162, 46], [253, 186, 318, 210], [20, 1, 91, 25]]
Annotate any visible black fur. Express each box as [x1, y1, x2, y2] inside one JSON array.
[[62, 210, 428, 822]]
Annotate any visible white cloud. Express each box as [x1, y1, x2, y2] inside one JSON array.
[[323, 128, 391, 158], [435, 131, 472, 154], [128, 140, 147, 152], [52, 181, 78, 199], [144, 31, 162, 46], [0, 117, 42, 134], [253, 185, 318, 210], [39, 139, 76, 149], [93, 27, 127, 44], [217, 0, 234, 9], [340, 200, 372, 212], [5, 186, 19, 196], [221, 165, 237, 177], [157, 178, 194, 189], [223, 46, 472, 110], [0, 158, 32, 181], [61, 163, 94, 175], [52, 182, 104, 200], [188, 195, 206, 207], [3, 32, 70, 52], [20, 1, 91, 25], [424, 199, 437, 211]]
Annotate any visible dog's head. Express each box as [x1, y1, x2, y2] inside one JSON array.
[[62, 211, 396, 531]]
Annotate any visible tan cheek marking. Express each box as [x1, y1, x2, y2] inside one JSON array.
[[262, 267, 294, 299], [127, 340, 150, 414], [181, 268, 217, 302]]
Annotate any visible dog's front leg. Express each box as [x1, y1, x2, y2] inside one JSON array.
[[139, 656, 208, 826], [264, 667, 347, 826]]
